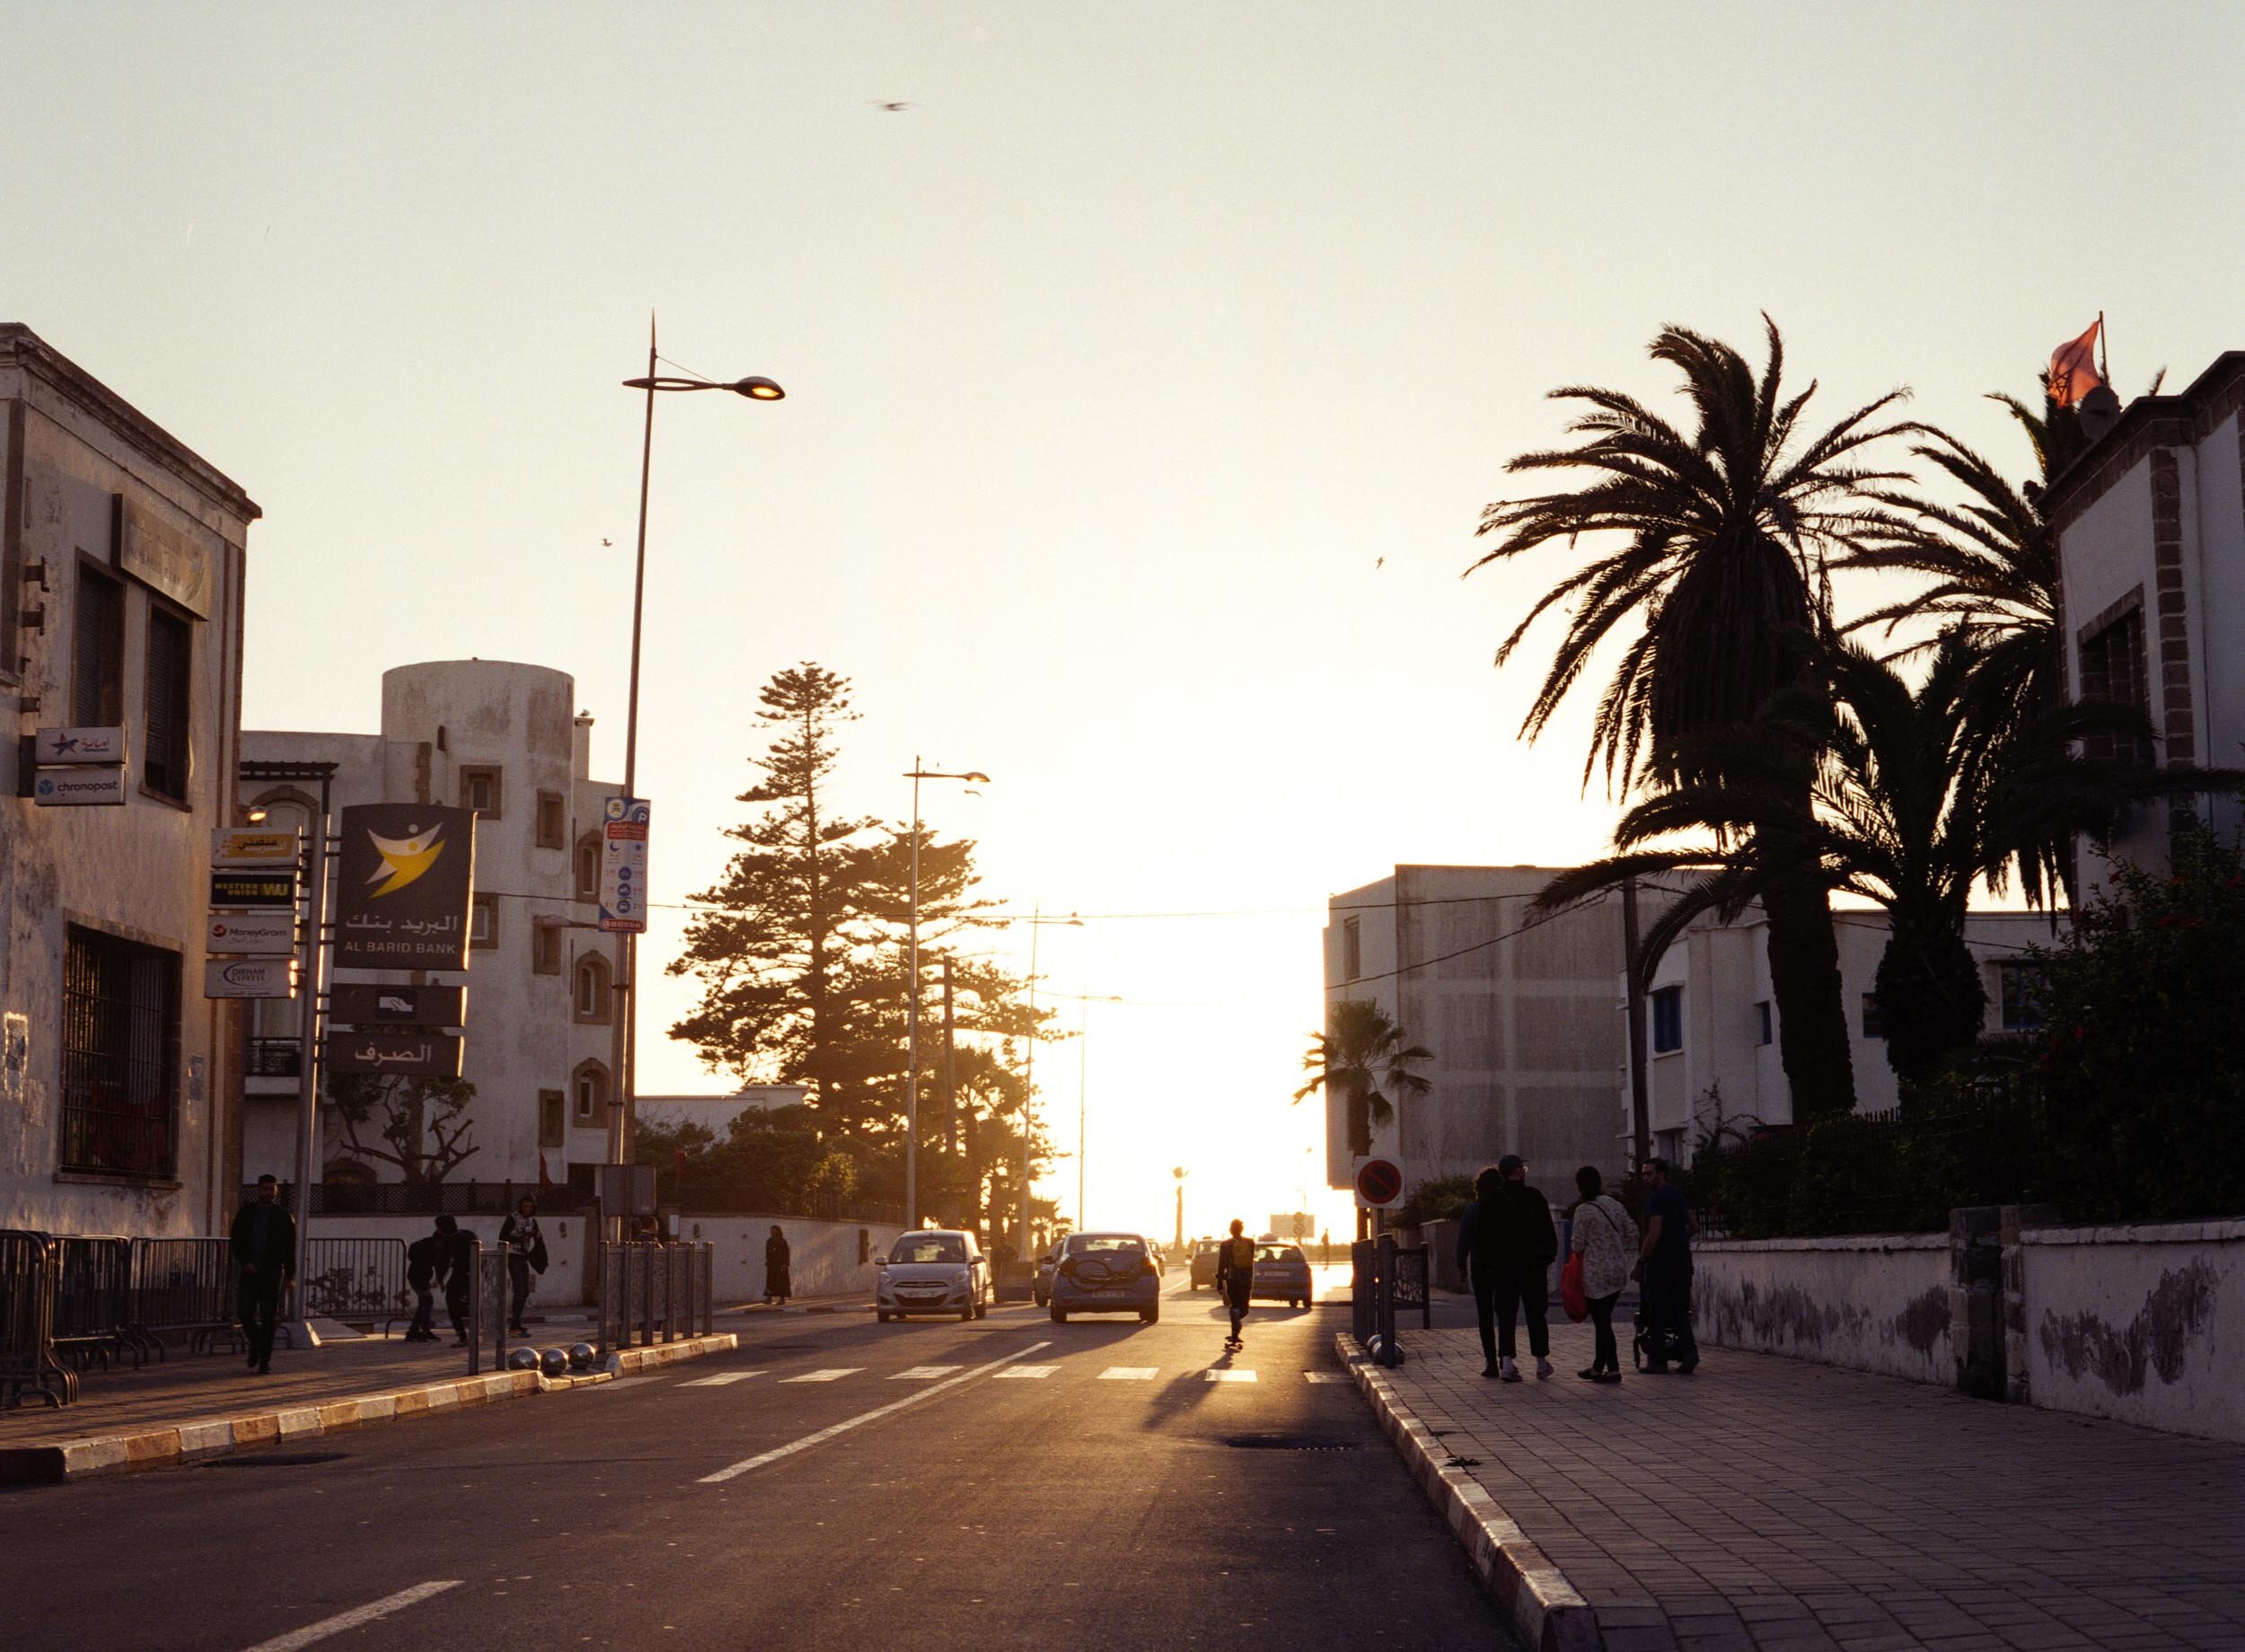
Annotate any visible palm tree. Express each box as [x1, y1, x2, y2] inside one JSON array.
[[1539, 631, 2177, 1088], [1293, 1000, 1433, 1158], [1471, 318, 1928, 1115]]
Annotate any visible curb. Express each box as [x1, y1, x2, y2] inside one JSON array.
[[0, 1331, 739, 1488], [1335, 1332, 1603, 1652]]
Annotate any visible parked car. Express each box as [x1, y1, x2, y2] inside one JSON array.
[[1033, 1237, 1065, 1308], [1188, 1238, 1222, 1291], [1252, 1243, 1313, 1308], [1049, 1231, 1160, 1324], [876, 1229, 991, 1322]]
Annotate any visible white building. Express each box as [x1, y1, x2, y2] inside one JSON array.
[[2047, 352, 2245, 891], [0, 324, 261, 1236], [636, 1085, 809, 1141], [1627, 906, 2062, 1162], [239, 660, 623, 1202]]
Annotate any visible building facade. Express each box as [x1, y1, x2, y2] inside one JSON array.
[[1, 325, 260, 1235], [2047, 352, 2245, 892], [239, 660, 623, 1201]]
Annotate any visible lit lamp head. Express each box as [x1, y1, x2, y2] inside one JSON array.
[[729, 376, 786, 400]]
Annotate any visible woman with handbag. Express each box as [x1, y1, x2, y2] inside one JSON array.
[[1568, 1166, 1639, 1383]]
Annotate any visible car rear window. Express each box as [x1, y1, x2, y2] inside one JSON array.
[[1066, 1234, 1146, 1257], [1256, 1245, 1306, 1264], [892, 1235, 966, 1264]]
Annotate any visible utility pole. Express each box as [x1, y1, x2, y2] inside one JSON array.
[[1622, 876, 1651, 1173]]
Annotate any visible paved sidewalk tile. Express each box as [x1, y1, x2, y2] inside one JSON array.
[[1364, 1323, 2245, 1652]]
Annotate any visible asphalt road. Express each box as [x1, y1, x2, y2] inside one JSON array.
[[6, 1272, 1510, 1651]]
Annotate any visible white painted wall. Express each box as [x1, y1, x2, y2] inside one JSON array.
[[1692, 1235, 1952, 1385]]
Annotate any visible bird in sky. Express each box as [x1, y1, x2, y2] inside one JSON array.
[[873, 101, 912, 111], [602, 538, 612, 548], [1375, 557, 1386, 568]]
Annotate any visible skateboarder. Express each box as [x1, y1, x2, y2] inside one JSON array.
[[1214, 1218, 1256, 1349]]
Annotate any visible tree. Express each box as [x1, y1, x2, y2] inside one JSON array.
[[1471, 319, 1928, 1116], [1293, 1000, 1433, 1157], [327, 1073, 479, 1198]]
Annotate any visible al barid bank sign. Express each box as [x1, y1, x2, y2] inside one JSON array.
[[332, 804, 477, 971]]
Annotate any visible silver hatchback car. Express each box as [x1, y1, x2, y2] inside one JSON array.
[[1048, 1231, 1160, 1324]]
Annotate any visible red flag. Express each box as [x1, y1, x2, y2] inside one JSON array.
[[538, 1151, 554, 1191], [2049, 319, 2104, 408]]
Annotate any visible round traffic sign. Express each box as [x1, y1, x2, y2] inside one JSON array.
[[1354, 1157, 1404, 1208]]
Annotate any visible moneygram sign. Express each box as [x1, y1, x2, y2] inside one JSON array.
[[332, 804, 477, 971]]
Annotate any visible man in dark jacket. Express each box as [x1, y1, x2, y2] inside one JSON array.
[[1455, 1156, 1557, 1382], [229, 1174, 296, 1375], [436, 1215, 478, 1347], [405, 1219, 447, 1342]]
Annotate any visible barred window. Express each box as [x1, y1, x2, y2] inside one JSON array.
[[143, 605, 192, 801], [60, 925, 180, 1179]]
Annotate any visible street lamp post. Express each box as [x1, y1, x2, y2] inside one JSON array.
[[606, 320, 784, 1191], [1016, 908, 1081, 1261], [1043, 989, 1122, 1235], [903, 760, 987, 1230]]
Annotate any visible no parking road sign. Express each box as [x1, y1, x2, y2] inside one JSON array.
[[1354, 1157, 1404, 1209]]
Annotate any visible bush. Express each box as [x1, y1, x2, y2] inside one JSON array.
[[1394, 1174, 1475, 1229]]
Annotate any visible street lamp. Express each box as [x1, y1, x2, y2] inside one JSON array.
[[1042, 989, 1122, 1235], [607, 321, 785, 1186], [903, 759, 988, 1230], [1172, 1165, 1188, 1255], [1015, 908, 1081, 1261]]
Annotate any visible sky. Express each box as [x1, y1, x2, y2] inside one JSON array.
[[7, 3, 2243, 1243]]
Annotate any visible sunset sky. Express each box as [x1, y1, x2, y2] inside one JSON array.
[[7, 3, 2242, 1240]]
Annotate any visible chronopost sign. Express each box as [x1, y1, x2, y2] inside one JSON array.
[[332, 804, 478, 971]]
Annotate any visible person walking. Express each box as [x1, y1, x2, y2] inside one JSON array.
[[1213, 1218, 1255, 1349], [1636, 1157, 1700, 1375], [1569, 1165, 1638, 1383], [404, 1217, 446, 1341], [228, 1173, 296, 1375], [1456, 1156, 1558, 1382], [763, 1225, 792, 1306], [436, 1214, 478, 1346], [498, 1197, 546, 1335]]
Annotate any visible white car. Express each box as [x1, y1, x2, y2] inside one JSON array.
[[876, 1229, 992, 1322]]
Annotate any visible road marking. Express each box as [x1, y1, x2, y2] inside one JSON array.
[[241, 1581, 462, 1652], [891, 1366, 964, 1381], [1205, 1368, 1257, 1383], [779, 1368, 863, 1383], [1098, 1366, 1158, 1380], [991, 1364, 1057, 1380], [699, 1341, 1053, 1484], [1303, 1372, 1346, 1384], [681, 1371, 764, 1386]]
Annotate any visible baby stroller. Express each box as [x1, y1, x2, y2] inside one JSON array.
[[1633, 1305, 1689, 1372]]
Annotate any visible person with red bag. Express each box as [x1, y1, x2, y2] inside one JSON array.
[[1567, 1165, 1638, 1383]]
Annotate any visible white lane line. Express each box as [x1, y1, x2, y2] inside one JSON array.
[[779, 1367, 863, 1383], [1303, 1372, 1346, 1384], [990, 1365, 1057, 1380], [241, 1581, 462, 1652], [1098, 1366, 1158, 1381], [891, 1366, 964, 1381], [681, 1371, 765, 1386], [1205, 1368, 1257, 1383], [699, 1340, 1052, 1484]]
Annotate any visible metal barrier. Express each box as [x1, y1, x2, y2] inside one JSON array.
[[1, 1230, 73, 1408], [51, 1235, 137, 1370], [128, 1237, 238, 1352], [1351, 1235, 1407, 1358], [1393, 1243, 1432, 1330], [299, 1237, 409, 1325], [596, 1242, 713, 1358]]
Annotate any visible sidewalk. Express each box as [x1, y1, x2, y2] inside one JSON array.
[[1346, 1322, 2245, 1652]]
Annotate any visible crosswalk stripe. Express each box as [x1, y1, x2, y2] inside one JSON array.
[[779, 1368, 863, 1383], [681, 1371, 764, 1386], [1205, 1368, 1257, 1383], [1098, 1366, 1158, 1381], [1303, 1372, 1346, 1384], [891, 1366, 964, 1381], [991, 1365, 1058, 1380]]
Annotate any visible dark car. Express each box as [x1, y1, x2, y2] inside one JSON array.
[[1049, 1232, 1160, 1324]]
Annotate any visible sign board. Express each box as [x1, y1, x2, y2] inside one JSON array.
[[600, 1163, 657, 1217], [204, 957, 298, 999], [119, 494, 216, 618], [35, 769, 127, 807], [330, 983, 466, 1029], [332, 804, 477, 971], [325, 1032, 464, 1079], [33, 726, 126, 766], [597, 796, 650, 934], [212, 828, 303, 867], [1353, 1157, 1404, 1209], [206, 912, 297, 955], [210, 869, 299, 909]]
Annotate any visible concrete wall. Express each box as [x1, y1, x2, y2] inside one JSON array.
[[1694, 1235, 1952, 1385], [2020, 1219, 2244, 1444]]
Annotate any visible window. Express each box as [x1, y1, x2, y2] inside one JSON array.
[[1862, 993, 1886, 1039], [532, 919, 563, 975], [2078, 608, 2153, 769], [471, 893, 498, 949], [536, 790, 566, 849], [539, 1089, 566, 1149], [574, 833, 601, 901], [461, 765, 502, 817], [71, 564, 125, 727], [1342, 916, 1361, 981], [1997, 962, 2048, 1032], [1651, 985, 1683, 1054], [59, 925, 180, 1179], [1754, 1000, 1773, 1047], [574, 953, 612, 1023], [142, 605, 192, 802], [572, 1060, 609, 1124]]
